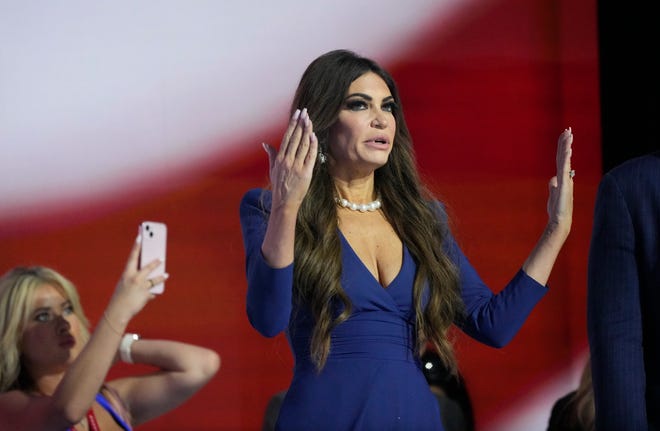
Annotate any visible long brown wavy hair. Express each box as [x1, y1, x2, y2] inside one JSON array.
[[288, 49, 463, 372]]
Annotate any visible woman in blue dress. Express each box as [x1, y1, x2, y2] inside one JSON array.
[[240, 49, 574, 430]]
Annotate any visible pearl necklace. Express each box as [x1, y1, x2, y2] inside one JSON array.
[[335, 196, 382, 212]]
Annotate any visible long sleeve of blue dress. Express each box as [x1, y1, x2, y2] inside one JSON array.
[[240, 188, 547, 345], [239, 189, 294, 337], [444, 234, 547, 348]]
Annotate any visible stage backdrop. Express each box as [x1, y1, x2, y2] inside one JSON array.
[[0, 0, 600, 429]]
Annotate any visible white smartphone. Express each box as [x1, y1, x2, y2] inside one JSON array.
[[138, 221, 167, 294]]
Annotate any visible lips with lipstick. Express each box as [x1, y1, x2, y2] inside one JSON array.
[[59, 334, 76, 348], [365, 136, 390, 147]]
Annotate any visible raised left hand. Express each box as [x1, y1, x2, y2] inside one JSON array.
[[546, 127, 574, 236]]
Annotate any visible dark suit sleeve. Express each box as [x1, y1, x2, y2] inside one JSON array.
[[587, 173, 647, 429]]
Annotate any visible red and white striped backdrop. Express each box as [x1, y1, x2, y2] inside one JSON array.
[[0, 0, 600, 429]]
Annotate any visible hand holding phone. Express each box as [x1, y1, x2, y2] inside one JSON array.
[[138, 221, 167, 294]]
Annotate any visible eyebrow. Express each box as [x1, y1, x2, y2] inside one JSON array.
[[345, 93, 394, 102]]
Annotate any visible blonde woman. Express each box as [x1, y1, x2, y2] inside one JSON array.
[[0, 236, 220, 431]]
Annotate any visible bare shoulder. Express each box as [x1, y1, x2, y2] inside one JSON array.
[[0, 389, 32, 413], [0, 390, 55, 430]]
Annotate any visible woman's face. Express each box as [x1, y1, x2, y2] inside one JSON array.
[[20, 283, 84, 375], [327, 72, 396, 178]]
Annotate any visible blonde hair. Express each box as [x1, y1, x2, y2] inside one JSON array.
[[0, 266, 90, 391]]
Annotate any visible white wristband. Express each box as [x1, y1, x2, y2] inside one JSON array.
[[119, 333, 140, 364]]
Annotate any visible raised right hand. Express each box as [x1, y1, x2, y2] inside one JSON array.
[[108, 236, 167, 320], [262, 108, 318, 212]]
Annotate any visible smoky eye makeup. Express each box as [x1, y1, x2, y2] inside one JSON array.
[[344, 94, 396, 113], [345, 98, 368, 111], [382, 100, 398, 112]]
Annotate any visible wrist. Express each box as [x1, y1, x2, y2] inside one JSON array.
[[104, 302, 133, 328], [545, 219, 571, 240], [120, 333, 140, 363]]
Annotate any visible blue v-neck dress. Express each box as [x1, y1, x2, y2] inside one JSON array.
[[240, 189, 547, 431]]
